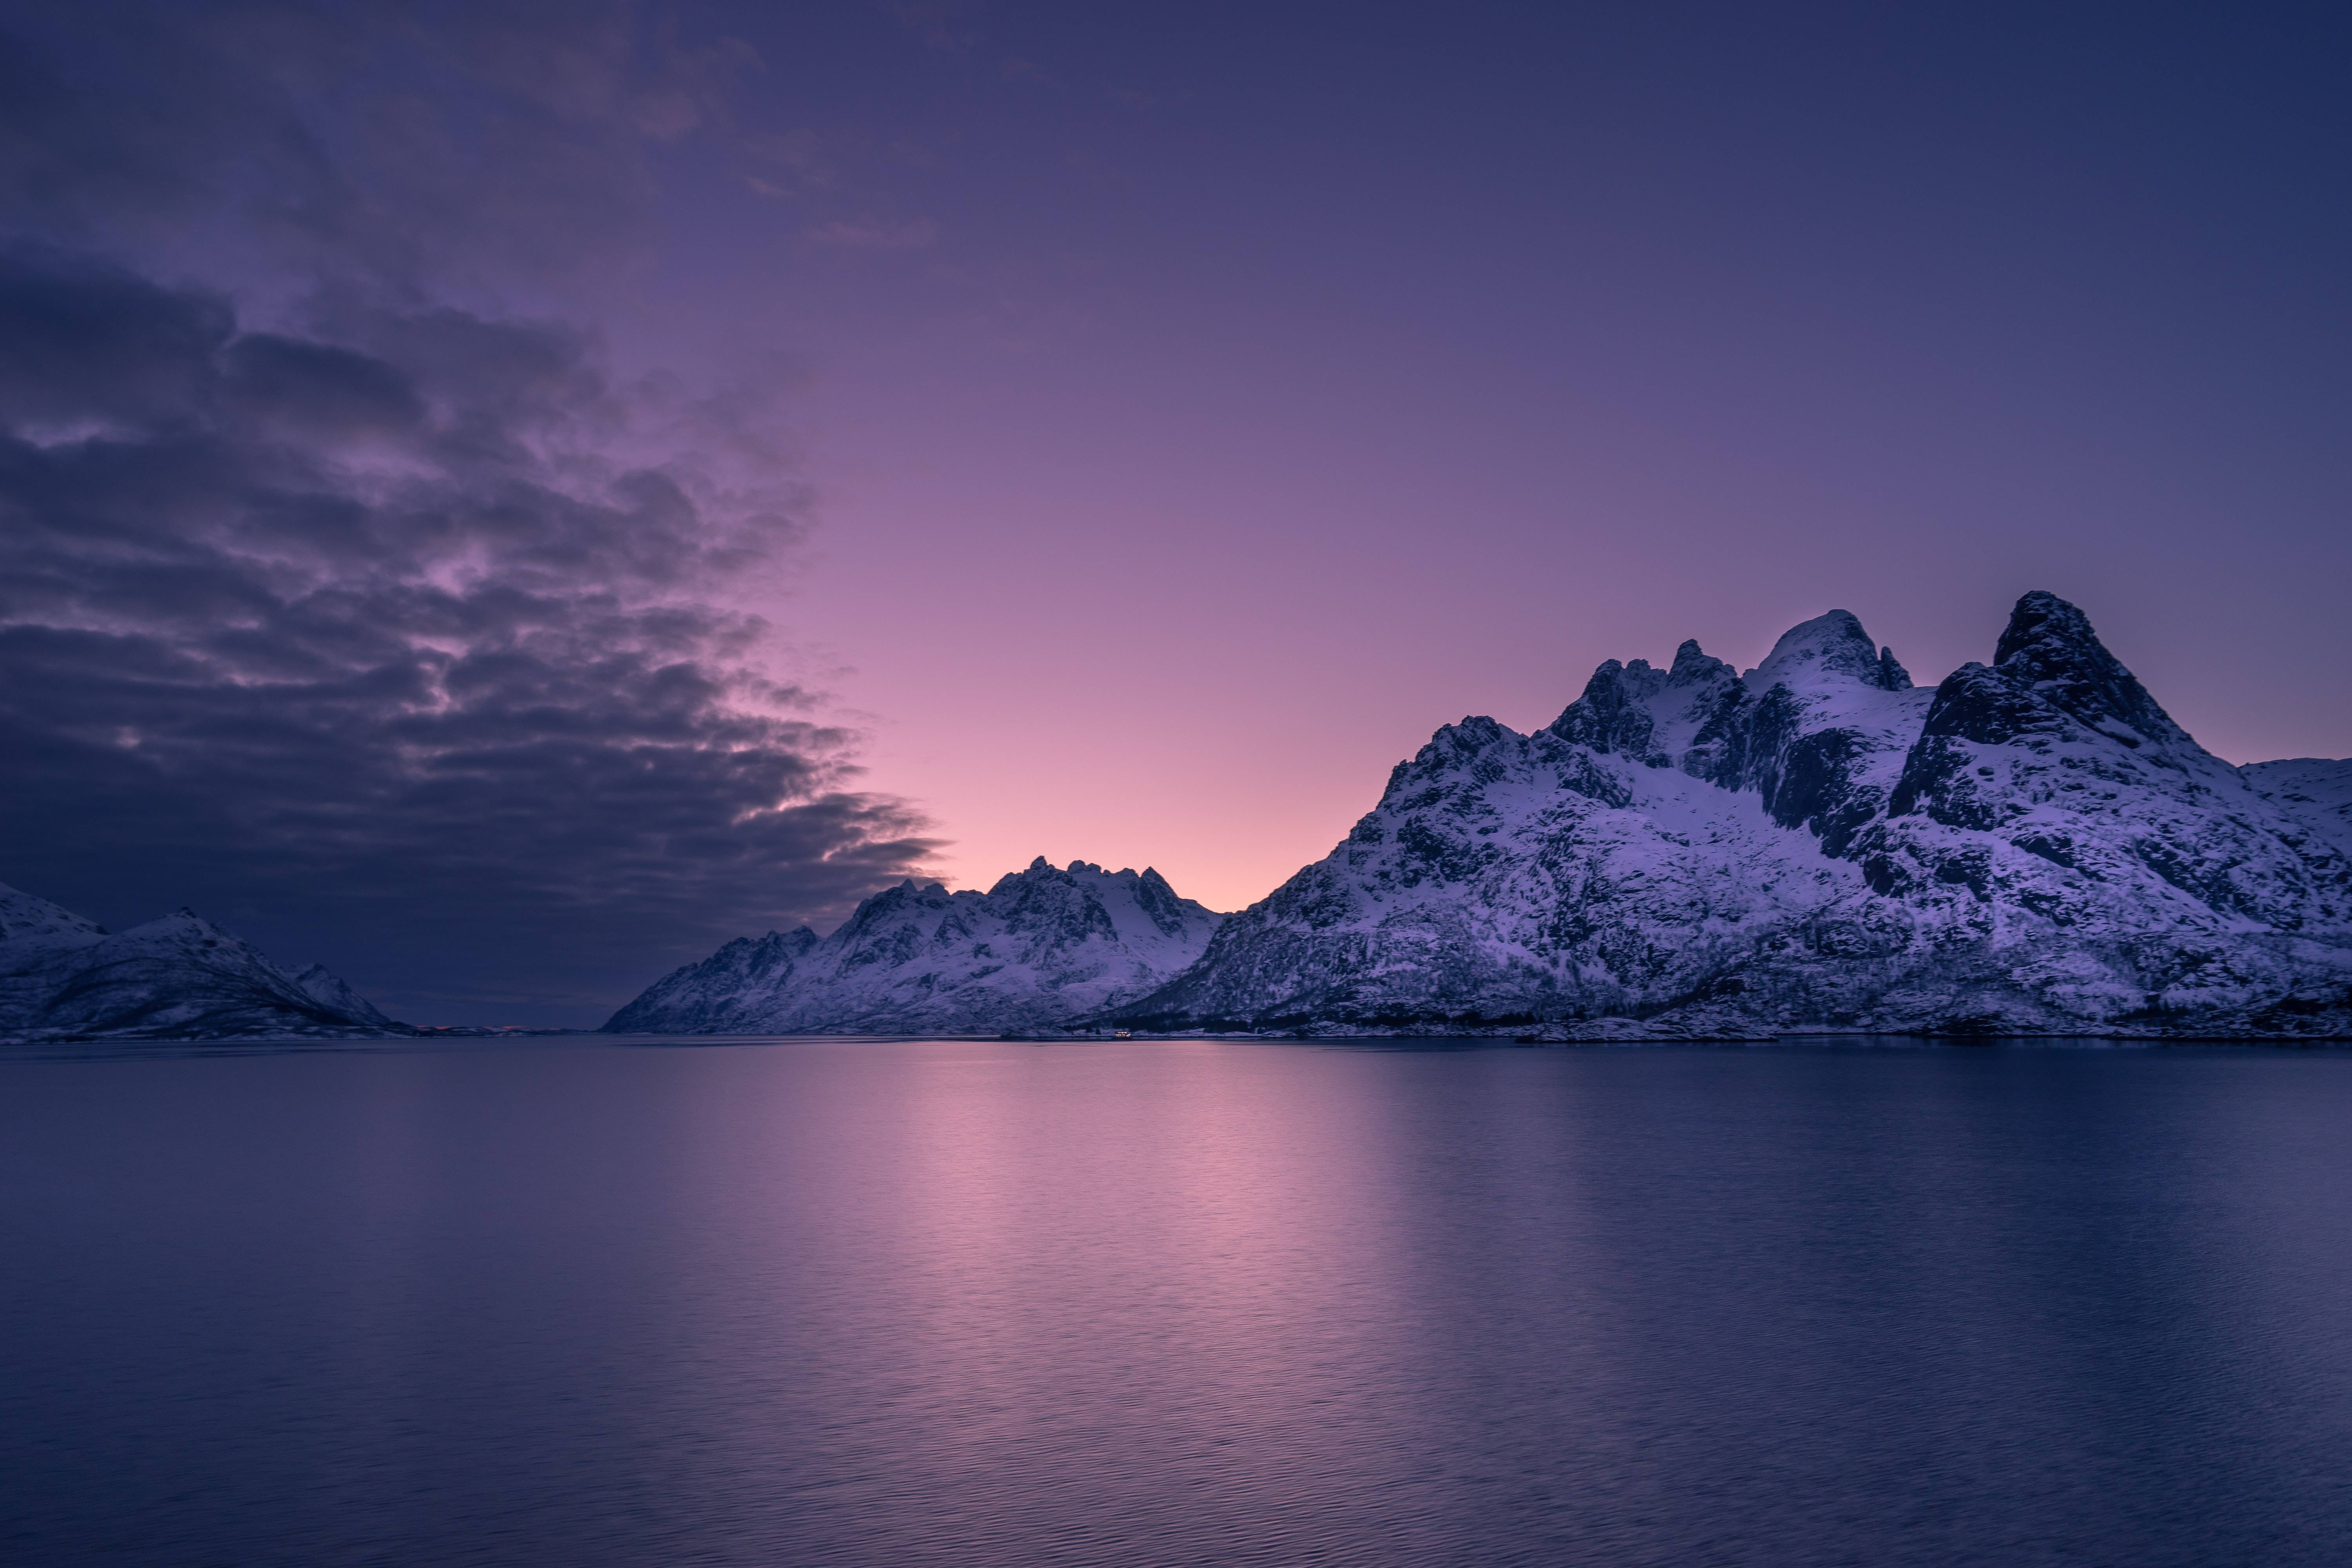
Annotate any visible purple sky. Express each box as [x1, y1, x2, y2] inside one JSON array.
[[2, 2, 2347, 1021]]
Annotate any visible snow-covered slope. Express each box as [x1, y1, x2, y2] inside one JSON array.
[[2244, 758, 2352, 860], [1122, 593, 2352, 1039], [292, 962, 402, 1032], [0, 883, 111, 1030], [0, 882, 106, 946], [0, 882, 405, 1042], [606, 858, 1226, 1034]]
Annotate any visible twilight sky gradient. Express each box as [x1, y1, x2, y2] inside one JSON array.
[[2, 1, 2347, 1024]]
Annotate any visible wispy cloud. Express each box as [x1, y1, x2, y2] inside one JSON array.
[[878, 0, 977, 53], [745, 127, 839, 190], [808, 215, 940, 251]]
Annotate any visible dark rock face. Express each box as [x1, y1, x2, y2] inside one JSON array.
[[1907, 661, 2060, 749], [1673, 613, 1931, 856], [604, 859, 1225, 1034], [1121, 593, 2352, 1040], [1762, 726, 1884, 856], [1679, 682, 1755, 788], [1551, 662, 1669, 762], [1129, 868, 1200, 937], [1991, 590, 2185, 746]]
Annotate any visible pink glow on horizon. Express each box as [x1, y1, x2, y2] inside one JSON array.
[[529, 5, 2352, 926], [755, 347, 2343, 914]]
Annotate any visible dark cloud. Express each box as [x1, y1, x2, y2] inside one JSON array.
[[0, 0, 762, 293], [0, 5, 936, 1023]]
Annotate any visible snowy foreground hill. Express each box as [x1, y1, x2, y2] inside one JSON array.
[[1115, 592, 2352, 1039], [0, 882, 402, 1042], [615, 592, 2348, 1040], [607, 859, 1226, 1035]]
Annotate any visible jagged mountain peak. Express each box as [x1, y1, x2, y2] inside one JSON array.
[[1442, 713, 1517, 746], [1898, 591, 2221, 790], [1990, 590, 2190, 750], [1669, 639, 1734, 686], [990, 857, 1158, 894], [1748, 609, 1907, 691], [841, 879, 955, 933], [606, 856, 1228, 1035], [1548, 653, 1719, 760], [1120, 591, 2352, 1039], [1545, 608, 1927, 808]]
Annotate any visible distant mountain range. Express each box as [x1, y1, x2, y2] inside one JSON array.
[[607, 860, 1224, 1036], [611, 592, 2352, 1040], [0, 883, 400, 1042], [9, 592, 2347, 1043]]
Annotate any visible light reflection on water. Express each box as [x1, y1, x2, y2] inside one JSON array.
[[4, 1037, 2351, 1566]]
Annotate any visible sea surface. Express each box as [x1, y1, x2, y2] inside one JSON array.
[[4, 1037, 2352, 1567]]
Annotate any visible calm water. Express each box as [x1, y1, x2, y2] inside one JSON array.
[[4, 1038, 2352, 1566]]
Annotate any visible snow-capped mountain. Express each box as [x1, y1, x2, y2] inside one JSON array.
[[0, 882, 404, 1042], [1120, 593, 2352, 1039], [605, 858, 1226, 1034]]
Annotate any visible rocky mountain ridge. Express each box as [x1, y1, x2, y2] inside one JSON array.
[[0, 882, 404, 1043], [605, 858, 1225, 1035], [15, 593, 2340, 1044], [1117, 593, 2352, 1039]]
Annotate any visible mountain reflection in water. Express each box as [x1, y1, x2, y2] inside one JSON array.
[[4, 1038, 2350, 1567]]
